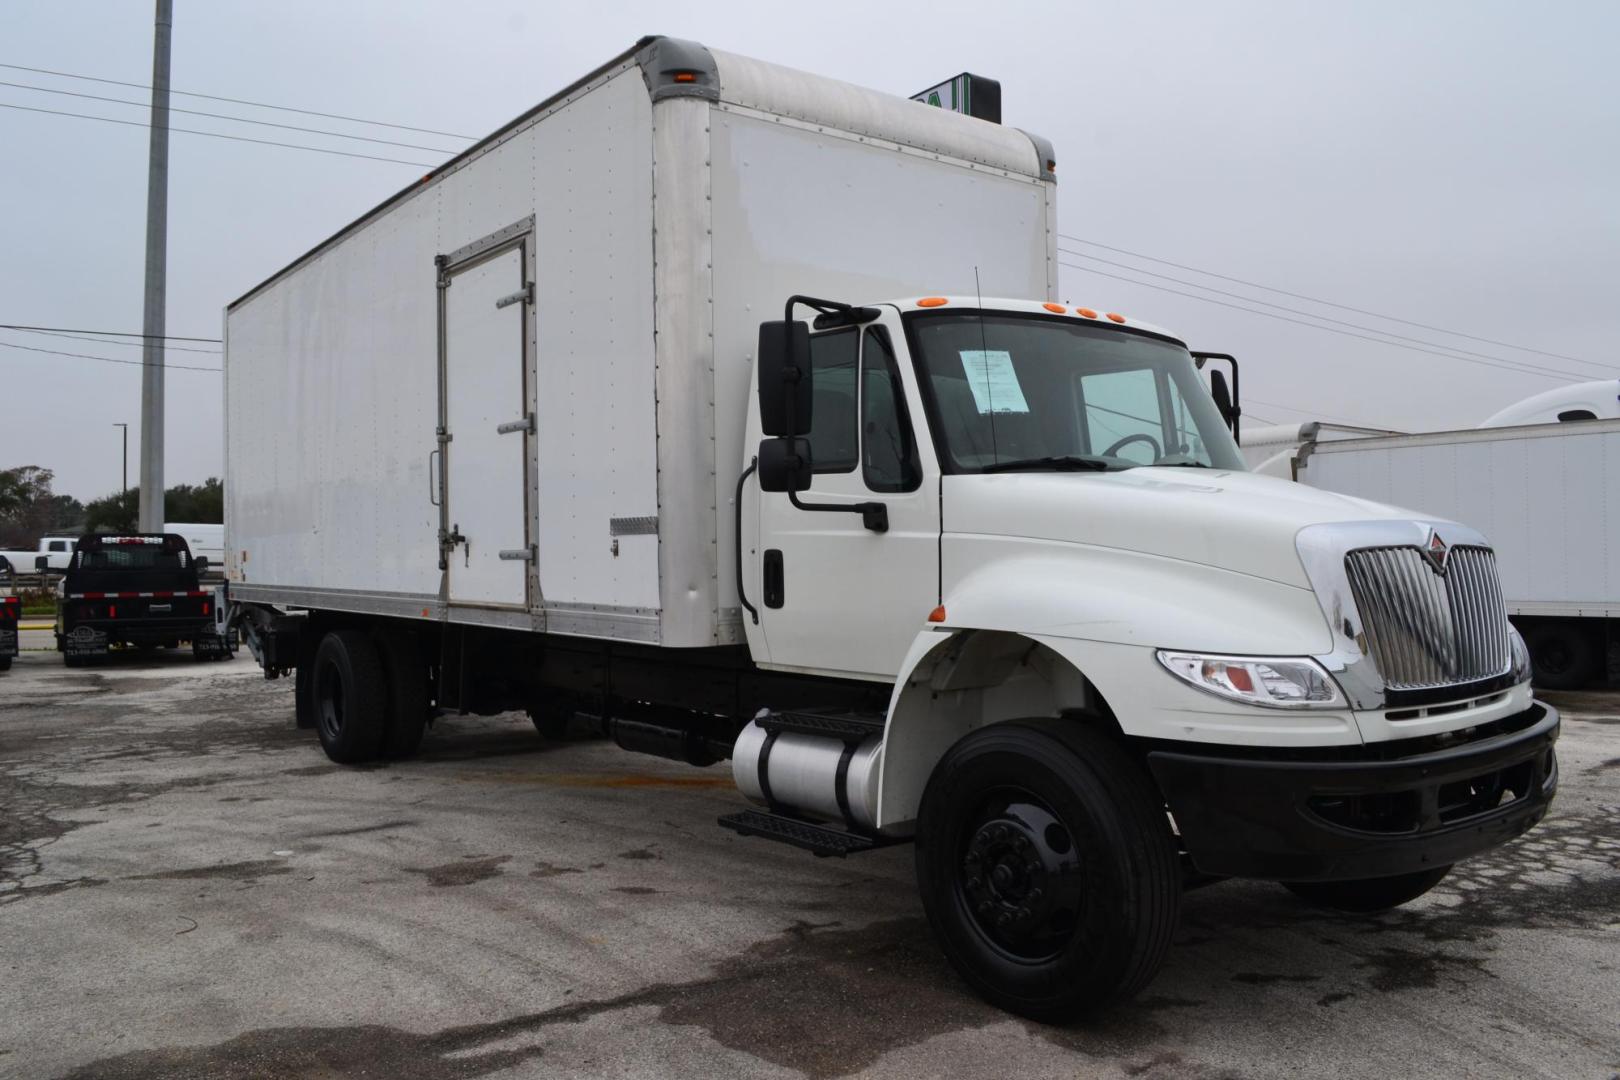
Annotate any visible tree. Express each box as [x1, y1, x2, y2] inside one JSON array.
[[165, 478, 223, 523], [84, 489, 139, 534], [0, 466, 79, 548], [83, 478, 222, 535]]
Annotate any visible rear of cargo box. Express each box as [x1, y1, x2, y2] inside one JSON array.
[[224, 37, 1053, 649]]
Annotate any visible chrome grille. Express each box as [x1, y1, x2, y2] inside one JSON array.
[[1343, 545, 1511, 692]]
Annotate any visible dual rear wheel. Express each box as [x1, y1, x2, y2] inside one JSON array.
[[307, 627, 429, 763]]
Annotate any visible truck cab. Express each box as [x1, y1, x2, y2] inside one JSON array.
[[54, 533, 231, 665]]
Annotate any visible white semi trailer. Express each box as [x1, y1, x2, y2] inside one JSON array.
[[222, 38, 1559, 1019]]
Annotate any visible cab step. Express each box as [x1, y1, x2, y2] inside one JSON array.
[[756, 707, 885, 743], [717, 809, 902, 858]]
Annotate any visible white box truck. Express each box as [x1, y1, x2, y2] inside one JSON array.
[[1288, 417, 1620, 688], [222, 37, 1559, 1019]]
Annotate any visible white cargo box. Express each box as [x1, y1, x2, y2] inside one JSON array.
[[225, 37, 1054, 647]]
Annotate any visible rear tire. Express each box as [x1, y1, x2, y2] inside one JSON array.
[[311, 629, 387, 764], [914, 718, 1181, 1021], [1524, 621, 1598, 690], [0, 655, 11, 671], [375, 627, 429, 759], [1283, 867, 1450, 913]]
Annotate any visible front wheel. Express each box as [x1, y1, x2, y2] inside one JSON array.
[[915, 719, 1181, 1021], [1282, 866, 1450, 913]]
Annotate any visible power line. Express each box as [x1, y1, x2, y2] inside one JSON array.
[[0, 60, 474, 140], [0, 101, 438, 168], [1060, 234, 1603, 370], [0, 79, 459, 154], [1058, 258, 1579, 384], [1243, 395, 1378, 428], [0, 337, 220, 373], [0, 323, 219, 342], [5, 327, 220, 355], [1059, 246, 1612, 383]]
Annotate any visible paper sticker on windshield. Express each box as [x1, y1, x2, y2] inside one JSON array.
[[958, 350, 1030, 415]]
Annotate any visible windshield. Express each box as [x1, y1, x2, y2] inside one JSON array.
[[906, 313, 1245, 473]]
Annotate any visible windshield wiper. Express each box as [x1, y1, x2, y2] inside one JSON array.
[[1154, 461, 1211, 468], [981, 455, 1112, 474]]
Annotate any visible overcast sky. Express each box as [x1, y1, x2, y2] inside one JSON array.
[[3, 0, 1617, 502]]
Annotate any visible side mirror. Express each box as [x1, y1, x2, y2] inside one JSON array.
[[195, 556, 210, 576], [757, 320, 812, 436], [1209, 369, 1235, 430], [757, 437, 813, 493], [35, 555, 49, 572]]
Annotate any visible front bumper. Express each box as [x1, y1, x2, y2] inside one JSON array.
[[1147, 701, 1559, 882]]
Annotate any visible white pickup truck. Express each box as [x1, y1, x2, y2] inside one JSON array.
[[0, 536, 78, 574], [221, 37, 1558, 1020]]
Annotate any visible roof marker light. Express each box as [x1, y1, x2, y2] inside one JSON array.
[[927, 605, 947, 623], [1042, 302, 1066, 314], [1106, 312, 1127, 323], [1076, 308, 1098, 319], [917, 297, 949, 308]]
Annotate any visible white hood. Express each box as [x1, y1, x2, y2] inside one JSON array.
[[942, 467, 1418, 589]]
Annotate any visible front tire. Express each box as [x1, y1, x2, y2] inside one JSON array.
[[312, 629, 387, 764], [915, 719, 1180, 1021], [1283, 866, 1450, 913]]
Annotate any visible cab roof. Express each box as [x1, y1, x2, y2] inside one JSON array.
[[894, 296, 1184, 344]]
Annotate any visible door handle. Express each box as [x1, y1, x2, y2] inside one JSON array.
[[428, 449, 442, 506]]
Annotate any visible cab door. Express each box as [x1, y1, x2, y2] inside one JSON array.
[[753, 314, 940, 680]]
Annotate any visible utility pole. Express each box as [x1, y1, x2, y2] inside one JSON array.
[[137, 0, 172, 533]]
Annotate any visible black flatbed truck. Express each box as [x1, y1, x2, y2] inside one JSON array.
[[53, 533, 232, 666]]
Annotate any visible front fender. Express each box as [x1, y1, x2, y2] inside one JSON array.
[[873, 547, 1361, 830]]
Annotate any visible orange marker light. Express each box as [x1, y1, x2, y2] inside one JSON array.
[[927, 605, 947, 623], [1076, 308, 1098, 319], [1042, 302, 1066, 314], [673, 72, 697, 83], [1106, 312, 1127, 323], [916, 297, 949, 308]]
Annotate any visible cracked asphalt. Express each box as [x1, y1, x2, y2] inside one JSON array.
[[1, 650, 1616, 1079]]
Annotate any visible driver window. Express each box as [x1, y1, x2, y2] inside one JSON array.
[[860, 327, 921, 493], [1077, 368, 1163, 465]]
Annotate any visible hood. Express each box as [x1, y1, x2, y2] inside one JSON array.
[[943, 467, 1419, 589]]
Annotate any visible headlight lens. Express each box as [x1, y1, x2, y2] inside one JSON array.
[[1156, 651, 1345, 709], [1509, 627, 1531, 684]]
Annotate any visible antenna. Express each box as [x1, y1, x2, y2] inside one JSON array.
[[974, 266, 999, 463]]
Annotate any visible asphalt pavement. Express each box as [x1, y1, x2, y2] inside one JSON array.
[[1, 649, 1616, 1079]]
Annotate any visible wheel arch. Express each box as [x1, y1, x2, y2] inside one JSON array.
[[875, 627, 1124, 831]]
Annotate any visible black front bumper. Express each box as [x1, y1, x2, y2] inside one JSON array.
[[1147, 702, 1559, 882]]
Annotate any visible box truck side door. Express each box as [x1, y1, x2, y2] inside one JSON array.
[[754, 319, 940, 679], [438, 239, 531, 609]]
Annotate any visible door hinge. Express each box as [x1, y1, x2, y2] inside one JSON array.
[[496, 413, 535, 435], [498, 546, 536, 562], [495, 283, 533, 309]]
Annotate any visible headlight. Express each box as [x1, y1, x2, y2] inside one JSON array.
[[1156, 651, 1345, 709], [1509, 627, 1531, 684]]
